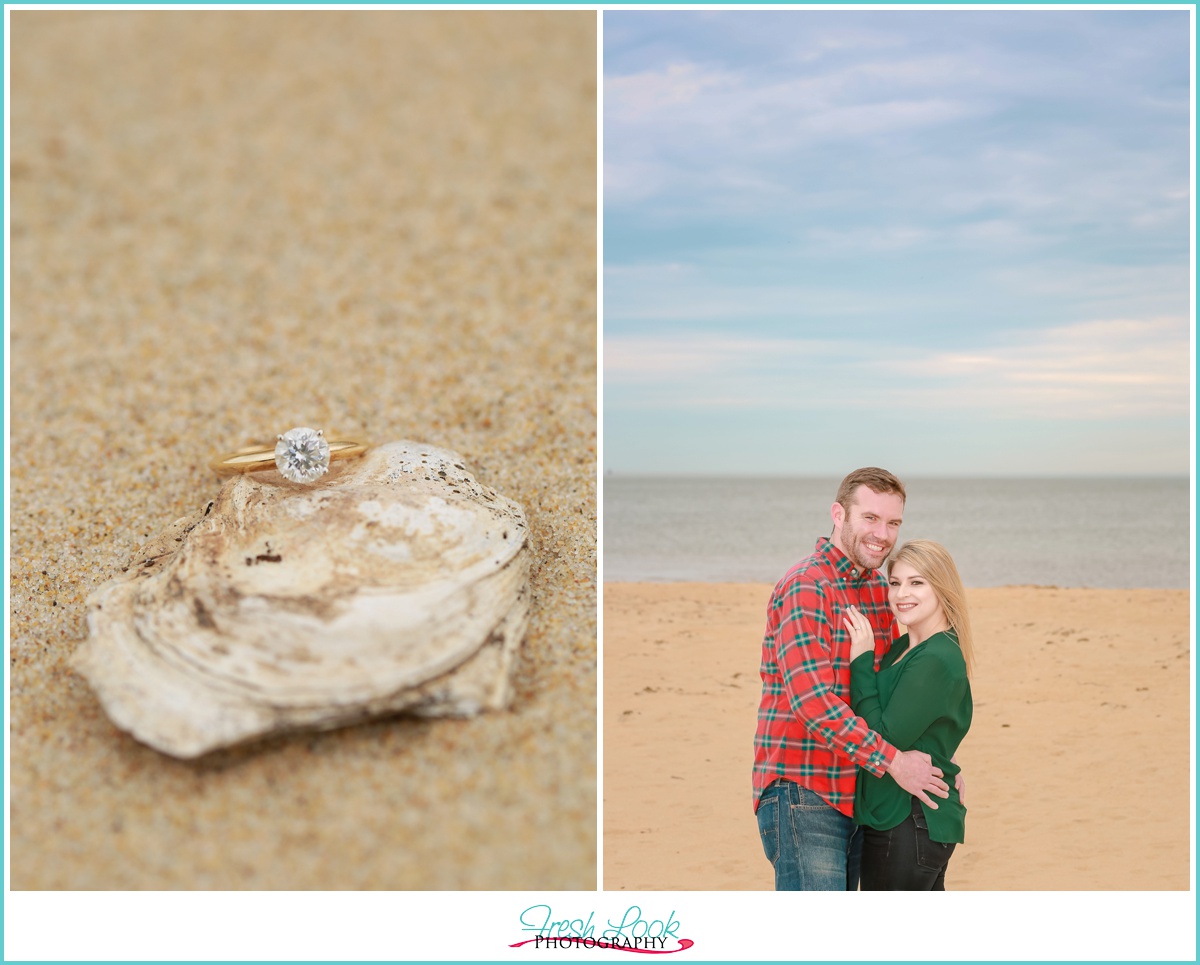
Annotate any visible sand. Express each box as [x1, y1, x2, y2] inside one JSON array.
[[603, 582, 1190, 890], [9, 11, 595, 890]]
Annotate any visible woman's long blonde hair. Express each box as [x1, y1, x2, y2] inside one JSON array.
[[888, 539, 975, 677]]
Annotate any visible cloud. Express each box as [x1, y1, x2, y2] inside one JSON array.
[[602, 45, 1000, 213], [794, 96, 976, 139], [605, 62, 736, 120], [604, 14, 1189, 245], [603, 262, 915, 323], [897, 317, 1190, 416], [605, 333, 839, 382], [602, 12, 1190, 474], [605, 317, 1190, 420], [606, 55, 988, 165]]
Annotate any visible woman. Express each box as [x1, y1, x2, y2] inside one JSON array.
[[842, 539, 974, 891]]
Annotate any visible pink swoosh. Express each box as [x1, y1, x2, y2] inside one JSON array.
[[509, 937, 694, 954]]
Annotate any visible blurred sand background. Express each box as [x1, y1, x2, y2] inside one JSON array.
[[9, 10, 596, 889], [604, 583, 1190, 890]]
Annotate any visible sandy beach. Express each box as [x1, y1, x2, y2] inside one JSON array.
[[603, 582, 1190, 890], [10, 11, 596, 890]]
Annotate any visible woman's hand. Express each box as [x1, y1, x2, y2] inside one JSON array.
[[843, 604, 875, 661]]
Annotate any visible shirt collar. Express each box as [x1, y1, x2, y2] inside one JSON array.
[[813, 536, 873, 583]]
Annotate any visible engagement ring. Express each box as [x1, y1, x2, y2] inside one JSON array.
[[210, 427, 371, 483]]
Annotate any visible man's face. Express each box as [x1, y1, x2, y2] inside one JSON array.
[[831, 485, 904, 571]]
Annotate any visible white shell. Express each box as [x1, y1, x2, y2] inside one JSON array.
[[73, 440, 531, 758]]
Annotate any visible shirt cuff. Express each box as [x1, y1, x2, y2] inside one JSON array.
[[850, 650, 876, 671]]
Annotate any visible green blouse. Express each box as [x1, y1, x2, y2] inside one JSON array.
[[850, 630, 972, 844]]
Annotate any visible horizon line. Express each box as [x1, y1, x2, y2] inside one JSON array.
[[601, 579, 1190, 590], [602, 471, 1191, 481]]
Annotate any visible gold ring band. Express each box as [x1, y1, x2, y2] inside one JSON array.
[[210, 440, 370, 475], [210, 427, 370, 483]]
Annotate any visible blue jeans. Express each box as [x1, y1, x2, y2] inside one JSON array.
[[756, 780, 862, 891]]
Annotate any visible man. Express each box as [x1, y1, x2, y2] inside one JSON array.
[[752, 467, 949, 890]]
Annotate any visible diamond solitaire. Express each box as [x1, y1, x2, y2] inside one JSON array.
[[275, 427, 331, 483], [210, 429, 370, 483]]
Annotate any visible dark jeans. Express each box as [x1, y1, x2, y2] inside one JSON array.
[[860, 796, 956, 890], [756, 780, 862, 891]]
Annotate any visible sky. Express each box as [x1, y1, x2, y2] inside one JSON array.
[[603, 10, 1192, 477]]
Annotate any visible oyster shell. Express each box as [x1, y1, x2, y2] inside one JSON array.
[[73, 440, 530, 758]]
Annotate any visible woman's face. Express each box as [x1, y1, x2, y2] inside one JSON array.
[[888, 560, 944, 629]]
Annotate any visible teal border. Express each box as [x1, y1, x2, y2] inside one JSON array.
[[1, 3, 1196, 964]]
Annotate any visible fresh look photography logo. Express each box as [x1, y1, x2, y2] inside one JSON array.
[[511, 904, 694, 953]]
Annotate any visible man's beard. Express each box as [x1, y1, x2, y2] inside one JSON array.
[[841, 518, 891, 570]]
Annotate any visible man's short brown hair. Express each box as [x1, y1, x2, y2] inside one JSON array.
[[835, 467, 906, 511]]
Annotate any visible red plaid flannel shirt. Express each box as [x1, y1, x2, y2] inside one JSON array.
[[752, 537, 898, 817]]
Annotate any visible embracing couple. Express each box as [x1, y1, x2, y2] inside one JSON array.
[[753, 467, 975, 891]]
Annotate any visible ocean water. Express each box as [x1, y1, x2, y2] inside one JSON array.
[[603, 476, 1192, 589]]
